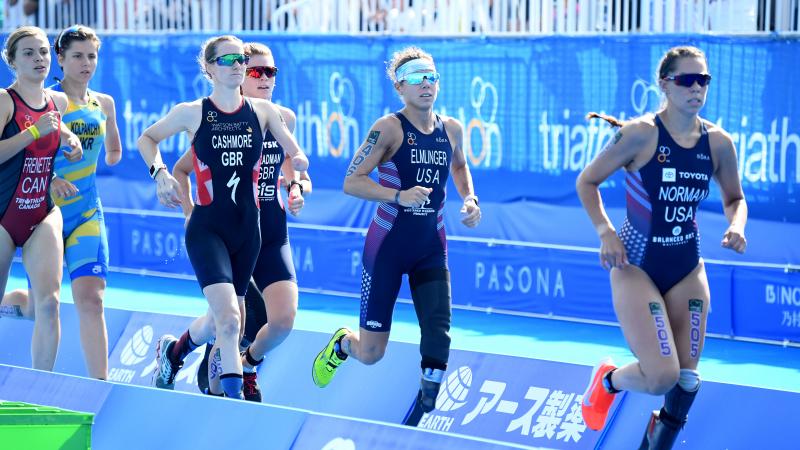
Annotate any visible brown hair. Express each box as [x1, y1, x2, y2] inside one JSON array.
[[243, 42, 272, 58], [657, 46, 706, 80], [197, 35, 243, 81], [54, 25, 101, 55], [587, 46, 708, 128], [386, 46, 434, 83], [2, 26, 48, 68]]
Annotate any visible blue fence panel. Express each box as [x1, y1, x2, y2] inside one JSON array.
[[0, 34, 796, 222]]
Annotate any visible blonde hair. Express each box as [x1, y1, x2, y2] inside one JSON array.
[[243, 42, 272, 58], [197, 35, 243, 82], [386, 46, 434, 83], [3, 26, 48, 69]]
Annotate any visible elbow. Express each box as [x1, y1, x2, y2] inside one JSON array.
[[343, 177, 355, 196]]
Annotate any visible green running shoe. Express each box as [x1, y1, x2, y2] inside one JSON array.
[[312, 327, 351, 387]]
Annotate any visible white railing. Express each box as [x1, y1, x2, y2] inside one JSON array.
[[3, 0, 798, 34]]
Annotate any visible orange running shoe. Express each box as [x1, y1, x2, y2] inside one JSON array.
[[581, 358, 618, 431]]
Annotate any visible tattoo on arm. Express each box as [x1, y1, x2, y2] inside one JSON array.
[[612, 131, 623, 144], [346, 131, 380, 177], [367, 130, 380, 145]]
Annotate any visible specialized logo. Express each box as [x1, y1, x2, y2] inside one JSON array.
[[696, 153, 710, 161], [657, 145, 671, 163], [407, 132, 417, 146], [119, 325, 154, 366], [365, 320, 382, 329], [662, 168, 676, 183], [23, 113, 33, 128], [672, 225, 681, 236], [206, 110, 217, 123], [227, 171, 240, 203], [435, 366, 473, 412], [92, 265, 103, 274], [436, 136, 448, 143]]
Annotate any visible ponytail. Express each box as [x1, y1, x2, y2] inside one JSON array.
[[586, 112, 626, 128]]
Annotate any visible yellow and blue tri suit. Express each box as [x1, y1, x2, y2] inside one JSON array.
[[50, 85, 109, 280]]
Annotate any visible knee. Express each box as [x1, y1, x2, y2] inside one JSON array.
[[359, 345, 386, 365], [215, 313, 241, 339], [33, 292, 60, 319], [645, 367, 680, 395], [269, 309, 296, 338], [75, 294, 104, 318]]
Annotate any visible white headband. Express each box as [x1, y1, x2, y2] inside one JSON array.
[[395, 58, 436, 81]]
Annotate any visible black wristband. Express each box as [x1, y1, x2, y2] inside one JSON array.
[[288, 180, 304, 195], [394, 190, 401, 204], [149, 163, 167, 180]]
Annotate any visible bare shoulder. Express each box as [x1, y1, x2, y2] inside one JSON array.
[[372, 113, 404, 140], [440, 114, 464, 135], [276, 104, 296, 123], [703, 119, 735, 151], [618, 114, 658, 144], [93, 92, 115, 107]]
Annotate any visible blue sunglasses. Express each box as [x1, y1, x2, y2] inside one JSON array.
[[211, 53, 250, 66], [401, 72, 440, 85]]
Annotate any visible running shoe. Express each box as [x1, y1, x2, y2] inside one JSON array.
[[311, 327, 350, 388], [152, 334, 183, 390], [581, 358, 618, 431]]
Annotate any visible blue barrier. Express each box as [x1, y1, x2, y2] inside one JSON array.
[[2, 304, 800, 449], [0, 306, 131, 377], [99, 202, 798, 343]]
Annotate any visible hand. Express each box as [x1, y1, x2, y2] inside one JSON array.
[[155, 171, 182, 208], [599, 228, 628, 270], [460, 198, 480, 228], [62, 135, 83, 162], [399, 186, 432, 208], [721, 226, 746, 253], [34, 111, 60, 137], [287, 186, 304, 216], [51, 177, 78, 199]]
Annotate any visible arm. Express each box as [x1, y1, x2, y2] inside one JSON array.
[[575, 122, 647, 269], [711, 130, 748, 253], [446, 118, 480, 228], [343, 116, 430, 207], [0, 92, 64, 164], [137, 102, 196, 208], [172, 149, 195, 221], [279, 108, 312, 194], [98, 94, 122, 166], [258, 100, 308, 171], [52, 91, 83, 162]]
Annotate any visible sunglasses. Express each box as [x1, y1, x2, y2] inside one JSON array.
[[211, 53, 250, 66], [662, 73, 712, 87], [401, 72, 440, 85], [246, 66, 278, 79]]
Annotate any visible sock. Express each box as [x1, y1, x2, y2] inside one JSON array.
[[220, 373, 244, 399], [170, 330, 199, 363], [602, 369, 621, 394], [333, 336, 349, 360]]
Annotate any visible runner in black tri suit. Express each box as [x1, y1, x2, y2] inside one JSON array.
[[576, 46, 748, 449], [0, 26, 82, 372], [137, 35, 308, 399], [311, 47, 481, 417], [173, 42, 311, 400]]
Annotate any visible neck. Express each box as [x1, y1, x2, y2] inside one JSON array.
[[209, 86, 243, 112], [60, 77, 90, 101], [400, 105, 435, 131], [10, 79, 45, 104], [660, 107, 698, 134]]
